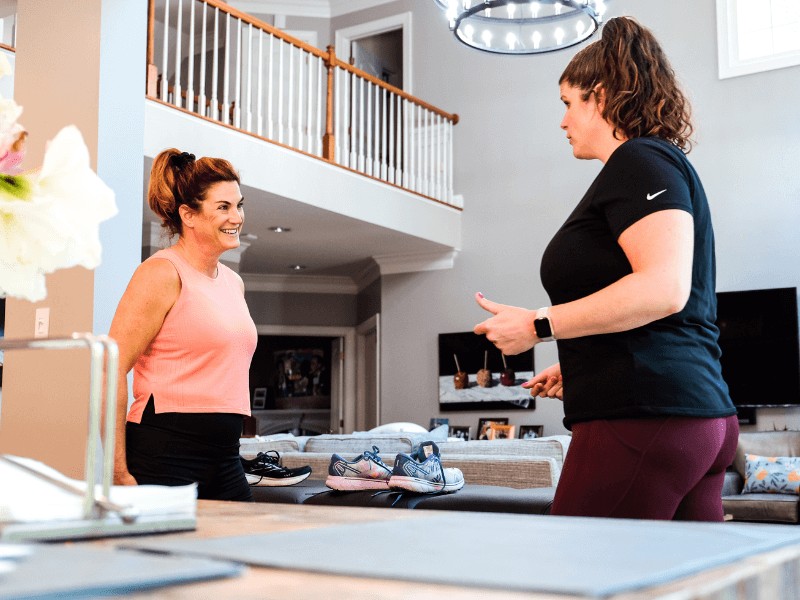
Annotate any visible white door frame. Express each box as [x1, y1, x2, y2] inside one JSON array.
[[355, 313, 380, 430], [334, 12, 413, 94], [256, 325, 356, 433]]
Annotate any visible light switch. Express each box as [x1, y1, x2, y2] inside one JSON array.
[[34, 307, 50, 338]]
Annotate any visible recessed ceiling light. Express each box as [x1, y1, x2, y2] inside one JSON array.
[[289, 264, 306, 271], [269, 226, 291, 233]]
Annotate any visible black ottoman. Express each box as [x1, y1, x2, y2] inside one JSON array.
[[251, 479, 554, 515]]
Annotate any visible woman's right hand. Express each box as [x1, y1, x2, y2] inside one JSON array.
[[522, 362, 563, 400]]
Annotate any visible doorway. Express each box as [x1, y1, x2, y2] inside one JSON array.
[[335, 12, 413, 94], [355, 314, 380, 431]]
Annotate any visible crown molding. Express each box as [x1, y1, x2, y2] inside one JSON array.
[[373, 250, 458, 275], [242, 273, 359, 294], [227, 0, 395, 19]]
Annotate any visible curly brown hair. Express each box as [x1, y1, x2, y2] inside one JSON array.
[[559, 16, 694, 152], [148, 148, 240, 237]]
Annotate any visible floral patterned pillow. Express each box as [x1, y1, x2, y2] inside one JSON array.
[[743, 454, 800, 495]]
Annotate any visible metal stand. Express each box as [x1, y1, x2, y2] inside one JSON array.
[[0, 333, 195, 542]]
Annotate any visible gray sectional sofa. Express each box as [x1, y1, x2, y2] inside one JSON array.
[[239, 430, 571, 490]]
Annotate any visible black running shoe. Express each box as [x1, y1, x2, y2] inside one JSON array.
[[240, 451, 312, 486]]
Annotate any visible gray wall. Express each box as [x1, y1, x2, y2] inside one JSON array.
[[246, 291, 356, 327], [333, 1, 800, 436]]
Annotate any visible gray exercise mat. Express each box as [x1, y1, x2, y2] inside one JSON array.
[[119, 511, 800, 597], [0, 543, 242, 599]]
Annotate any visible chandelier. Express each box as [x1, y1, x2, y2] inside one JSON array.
[[433, 0, 607, 55]]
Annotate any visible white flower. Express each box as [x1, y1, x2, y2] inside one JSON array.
[[0, 126, 118, 302]]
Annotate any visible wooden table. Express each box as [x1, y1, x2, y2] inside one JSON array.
[[83, 500, 800, 599]]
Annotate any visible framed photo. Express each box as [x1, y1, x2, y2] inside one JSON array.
[[477, 417, 509, 440], [438, 331, 535, 411], [487, 424, 516, 440], [252, 387, 267, 409], [449, 425, 471, 441], [519, 424, 544, 439]]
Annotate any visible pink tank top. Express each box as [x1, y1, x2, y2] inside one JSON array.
[[127, 247, 257, 423]]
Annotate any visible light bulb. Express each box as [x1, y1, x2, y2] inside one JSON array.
[[464, 23, 475, 40], [554, 27, 565, 45], [481, 29, 493, 47], [530, 1, 540, 17], [507, 3, 516, 18], [531, 30, 542, 49], [555, 1, 563, 15], [506, 32, 517, 49], [576, 21, 586, 37], [595, 0, 607, 17]]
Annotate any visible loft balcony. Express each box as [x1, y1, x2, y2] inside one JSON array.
[[144, 0, 463, 287]]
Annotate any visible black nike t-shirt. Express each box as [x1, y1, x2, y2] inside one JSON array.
[[540, 137, 736, 429]]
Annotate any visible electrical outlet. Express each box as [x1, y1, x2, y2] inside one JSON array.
[[34, 307, 50, 338]]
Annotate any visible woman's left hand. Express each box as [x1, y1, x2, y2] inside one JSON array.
[[473, 292, 538, 355]]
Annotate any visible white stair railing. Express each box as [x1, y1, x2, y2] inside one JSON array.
[[147, 0, 459, 207]]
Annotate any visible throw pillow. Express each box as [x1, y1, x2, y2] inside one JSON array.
[[743, 453, 800, 495]]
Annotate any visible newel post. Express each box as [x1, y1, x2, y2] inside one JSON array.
[[322, 45, 336, 161]]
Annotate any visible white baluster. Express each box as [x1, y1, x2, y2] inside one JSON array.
[[295, 48, 303, 151], [448, 120, 454, 205], [222, 13, 230, 124], [388, 89, 395, 184], [173, 0, 182, 108], [287, 42, 294, 148], [403, 98, 410, 189], [186, 0, 195, 113], [256, 30, 263, 135], [381, 87, 387, 181], [198, 1, 207, 116], [316, 56, 323, 157], [161, 0, 170, 102], [233, 18, 242, 128], [366, 81, 372, 176], [358, 76, 364, 173], [306, 51, 313, 153], [210, 7, 219, 121], [277, 40, 284, 143], [267, 33, 274, 139], [245, 23, 253, 132]]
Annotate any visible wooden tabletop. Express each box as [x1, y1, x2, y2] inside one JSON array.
[[82, 500, 800, 600]]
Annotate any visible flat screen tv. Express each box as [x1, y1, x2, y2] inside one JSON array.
[[438, 331, 535, 411], [716, 287, 800, 420]]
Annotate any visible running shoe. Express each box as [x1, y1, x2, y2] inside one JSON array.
[[240, 451, 312, 486], [326, 445, 393, 491], [389, 441, 465, 494]]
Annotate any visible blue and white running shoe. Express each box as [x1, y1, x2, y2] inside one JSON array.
[[389, 441, 465, 494], [326, 445, 393, 491]]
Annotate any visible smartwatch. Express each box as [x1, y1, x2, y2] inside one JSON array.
[[533, 307, 556, 342]]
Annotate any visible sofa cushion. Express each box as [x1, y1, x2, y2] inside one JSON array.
[[304, 434, 415, 455], [742, 454, 800, 495], [722, 493, 800, 524], [733, 431, 800, 478], [239, 435, 301, 457], [438, 436, 570, 465]]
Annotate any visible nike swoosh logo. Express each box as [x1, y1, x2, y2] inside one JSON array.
[[646, 189, 667, 200]]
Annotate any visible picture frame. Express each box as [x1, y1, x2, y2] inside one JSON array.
[[430, 417, 450, 431], [252, 387, 267, 410], [486, 423, 516, 440], [518, 424, 544, 439], [448, 425, 471, 441], [477, 417, 509, 440]]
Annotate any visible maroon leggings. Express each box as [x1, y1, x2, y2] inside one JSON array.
[[551, 415, 739, 521]]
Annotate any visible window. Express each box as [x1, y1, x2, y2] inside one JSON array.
[[717, 0, 800, 78]]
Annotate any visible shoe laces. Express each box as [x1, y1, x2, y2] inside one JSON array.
[[254, 450, 282, 467], [363, 445, 385, 465]]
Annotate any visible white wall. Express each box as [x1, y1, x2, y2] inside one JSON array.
[[333, 1, 800, 436]]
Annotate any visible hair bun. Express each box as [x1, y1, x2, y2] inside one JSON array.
[[171, 151, 196, 171]]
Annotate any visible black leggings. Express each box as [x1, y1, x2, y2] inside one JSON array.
[[126, 396, 252, 502]]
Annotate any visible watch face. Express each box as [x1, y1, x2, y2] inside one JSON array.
[[534, 317, 552, 339]]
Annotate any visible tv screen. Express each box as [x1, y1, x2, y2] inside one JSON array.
[[438, 331, 535, 411], [716, 287, 800, 410]]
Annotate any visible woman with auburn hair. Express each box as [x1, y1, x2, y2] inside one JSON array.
[[108, 148, 258, 500], [474, 17, 738, 520]]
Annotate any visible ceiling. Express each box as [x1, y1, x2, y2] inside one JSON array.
[[142, 158, 454, 282]]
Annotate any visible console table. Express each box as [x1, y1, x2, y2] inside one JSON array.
[[72, 500, 800, 599]]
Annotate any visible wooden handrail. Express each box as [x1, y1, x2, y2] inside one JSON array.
[[0, 42, 14, 53], [183, 0, 459, 125]]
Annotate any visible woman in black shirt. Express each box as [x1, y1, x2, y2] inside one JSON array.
[[474, 17, 738, 521]]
